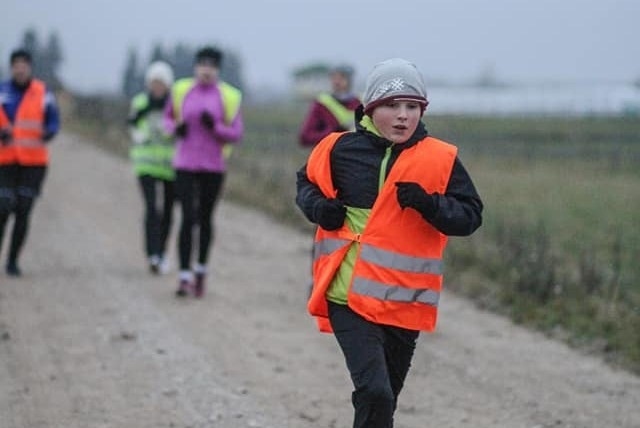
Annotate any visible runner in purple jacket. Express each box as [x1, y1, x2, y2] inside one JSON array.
[[163, 46, 243, 298]]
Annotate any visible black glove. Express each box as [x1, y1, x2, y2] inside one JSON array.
[[128, 104, 153, 125], [42, 131, 55, 143], [395, 182, 436, 217], [313, 198, 347, 231], [200, 111, 215, 131], [0, 129, 11, 146], [175, 122, 188, 138]]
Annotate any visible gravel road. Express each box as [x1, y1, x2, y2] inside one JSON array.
[[0, 133, 638, 428]]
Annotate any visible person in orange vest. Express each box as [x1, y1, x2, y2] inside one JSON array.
[[295, 58, 483, 427], [0, 49, 60, 277], [298, 64, 361, 148]]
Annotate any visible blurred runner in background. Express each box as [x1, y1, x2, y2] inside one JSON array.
[[127, 61, 176, 275], [298, 64, 360, 148], [164, 46, 243, 298], [0, 49, 60, 277]]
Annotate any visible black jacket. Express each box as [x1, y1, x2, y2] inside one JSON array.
[[296, 107, 483, 237]]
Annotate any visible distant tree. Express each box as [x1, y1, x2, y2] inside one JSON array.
[[21, 28, 39, 58], [37, 32, 64, 90], [15, 28, 64, 90], [20, 28, 45, 79], [170, 43, 193, 80], [219, 49, 244, 90], [149, 42, 167, 63], [121, 42, 245, 97], [121, 47, 143, 98]]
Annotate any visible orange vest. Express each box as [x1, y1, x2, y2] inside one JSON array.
[[0, 79, 48, 166], [306, 132, 457, 332]]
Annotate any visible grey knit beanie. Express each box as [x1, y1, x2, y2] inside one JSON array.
[[145, 61, 174, 87], [362, 58, 428, 115]]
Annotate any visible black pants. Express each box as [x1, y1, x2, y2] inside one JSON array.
[[328, 301, 419, 428], [137, 175, 174, 258], [174, 170, 224, 271], [0, 164, 47, 266]]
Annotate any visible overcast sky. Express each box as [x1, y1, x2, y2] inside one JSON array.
[[3, 0, 639, 93]]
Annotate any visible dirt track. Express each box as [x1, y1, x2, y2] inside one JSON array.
[[0, 133, 638, 428]]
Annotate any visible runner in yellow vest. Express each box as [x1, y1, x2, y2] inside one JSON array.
[[163, 46, 244, 298], [298, 64, 361, 147], [127, 61, 175, 274]]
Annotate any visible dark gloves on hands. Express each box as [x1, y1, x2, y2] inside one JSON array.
[[395, 181, 436, 217], [128, 104, 153, 126], [313, 198, 347, 231], [42, 131, 55, 143], [200, 111, 215, 131], [175, 122, 188, 138], [0, 129, 11, 146]]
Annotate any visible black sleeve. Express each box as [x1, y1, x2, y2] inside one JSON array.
[[295, 163, 326, 223], [423, 157, 483, 236]]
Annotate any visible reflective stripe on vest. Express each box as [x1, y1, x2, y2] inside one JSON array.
[[0, 79, 47, 166], [316, 93, 355, 130], [360, 244, 444, 275], [352, 277, 440, 306], [314, 239, 443, 275], [13, 118, 42, 130], [313, 237, 350, 260]]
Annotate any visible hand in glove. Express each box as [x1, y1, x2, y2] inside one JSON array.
[[0, 129, 11, 146], [128, 104, 153, 125], [313, 198, 347, 231], [395, 182, 436, 217], [175, 122, 188, 138], [200, 111, 215, 131], [42, 131, 55, 143]]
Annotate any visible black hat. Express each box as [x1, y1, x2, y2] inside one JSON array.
[[195, 46, 222, 67], [10, 49, 32, 65]]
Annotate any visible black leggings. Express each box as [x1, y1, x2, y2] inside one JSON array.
[[138, 175, 174, 258], [0, 164, 47, 265], [175, 170, 225, 271], [328, 301, 419, 428]]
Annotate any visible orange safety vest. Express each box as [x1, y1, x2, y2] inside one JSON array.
[[306, 132, 457, 332], [0, 79, 48, 166]]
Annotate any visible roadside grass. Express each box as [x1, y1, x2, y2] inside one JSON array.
[[67, 98, 640, 374]]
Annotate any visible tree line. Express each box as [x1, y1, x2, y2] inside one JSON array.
[[121, 42, 245, 98], [5, 28, 244, 98]]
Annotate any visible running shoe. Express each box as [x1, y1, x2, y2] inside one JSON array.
[[175, 279, 192, 297]]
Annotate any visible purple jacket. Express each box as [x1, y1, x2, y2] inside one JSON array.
[[164, 80, 243, 172]]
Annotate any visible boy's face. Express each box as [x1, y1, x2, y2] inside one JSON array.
[[371, 100, 423, 144]]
